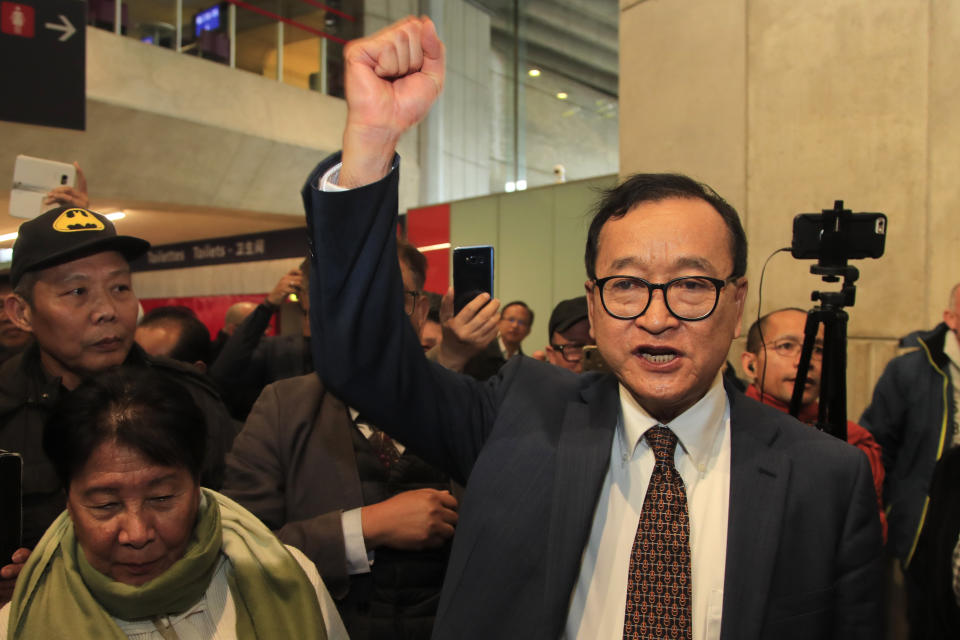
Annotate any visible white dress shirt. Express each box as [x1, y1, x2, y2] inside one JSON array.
[[340, 408, 409, 575], [564, 373, 730, 640]]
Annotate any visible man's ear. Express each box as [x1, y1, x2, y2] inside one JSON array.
[[944, 309, 958, 332], [584, 280, 597, 341], [4, 295, 34, 333], [740, 350, 759, 384], [414, 295, 429, 337], [731, 278, 748, 338]]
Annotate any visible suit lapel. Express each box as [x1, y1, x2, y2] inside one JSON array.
[[721, 387, 791, 640], [544, 374, 619, 632]]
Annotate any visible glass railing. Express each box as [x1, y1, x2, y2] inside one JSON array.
[[89, 0, 359, 97]]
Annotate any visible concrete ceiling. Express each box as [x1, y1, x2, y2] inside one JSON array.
[[469, 0, 619, 96]]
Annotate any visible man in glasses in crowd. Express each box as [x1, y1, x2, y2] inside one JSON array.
[[542, 296, 594, 374], [740, 307, 886, 538], [463, 300, 533, 380], [304, 16, 882, 639]]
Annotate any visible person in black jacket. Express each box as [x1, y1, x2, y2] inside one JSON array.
[[208, 263, 309, 420], [0, 207, 238, 604], [907, 445, 960, 638], [860, 283, 960, 637], [860, 284, 960, 570]]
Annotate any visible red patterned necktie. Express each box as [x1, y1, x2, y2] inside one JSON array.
[[368, 428, 401, 469], [623, 425, 692, 640]]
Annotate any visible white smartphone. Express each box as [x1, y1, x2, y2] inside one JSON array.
[[10, 155, 77, 219]]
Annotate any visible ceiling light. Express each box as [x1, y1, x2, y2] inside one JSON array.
[[417, 242, 451, 252], [505, 181, 516, 193], [0, 232, 18, 243], [516, 180, 527, 191], [528, 68, 541, 77], [556, 91, 568, 100]]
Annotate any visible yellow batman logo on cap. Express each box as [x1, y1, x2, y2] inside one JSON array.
[[52, 209, 105, 232]]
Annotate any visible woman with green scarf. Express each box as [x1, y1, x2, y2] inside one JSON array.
[[0, 367, 347, 639]]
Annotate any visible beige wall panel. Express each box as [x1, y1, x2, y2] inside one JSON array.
[[620, 0, 932, 416], [746, 0, 928, 339], [498, 189, 555, 346], [450, 198, 500, 254], [618, 0, 747, 213], [928, 0, 960, 326], [551, 176, 619, 301]]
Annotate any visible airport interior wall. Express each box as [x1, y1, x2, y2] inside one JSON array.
[[619, 0, 958, 420]]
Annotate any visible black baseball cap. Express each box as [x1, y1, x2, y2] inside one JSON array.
[[548, 296, 589, 338], [10, 207, 150, 287]]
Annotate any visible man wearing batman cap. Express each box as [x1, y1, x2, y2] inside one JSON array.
[[0, 207, 239, 603]]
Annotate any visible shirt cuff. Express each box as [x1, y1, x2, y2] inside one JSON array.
[[319, 163, 348, 192], [341, 507, 373, 574], [317, 158, 400, 192]]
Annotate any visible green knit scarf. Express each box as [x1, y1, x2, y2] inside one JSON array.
[[7, 489, 328, 639]]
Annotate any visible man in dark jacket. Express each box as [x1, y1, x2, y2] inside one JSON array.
[[860, 284, 960, 569], [0, 207, 238, 603], [462, 301, 532, 381], [860, 283, 960, 636], [208, 264, 309, 420]]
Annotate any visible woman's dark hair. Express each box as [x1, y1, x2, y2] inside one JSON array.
[[584, 173, 748, 281], [44, 367, 208, 487]]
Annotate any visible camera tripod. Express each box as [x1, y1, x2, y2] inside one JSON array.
[[788, 264, 860, 442]]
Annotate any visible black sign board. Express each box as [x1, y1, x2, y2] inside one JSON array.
[[0, 0, 86, 130], [130, 227, 310, 273]]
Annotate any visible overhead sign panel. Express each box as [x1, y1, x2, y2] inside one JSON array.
[[0, 0, 85, 130]]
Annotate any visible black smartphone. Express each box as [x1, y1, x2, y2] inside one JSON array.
[[453, 245, 494, 315], [0, 451, 22, 564], [791, 211, 887, 260]]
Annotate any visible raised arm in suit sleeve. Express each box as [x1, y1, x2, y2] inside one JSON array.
[[304, 153, 505, 486]]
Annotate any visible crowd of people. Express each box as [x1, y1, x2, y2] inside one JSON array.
[[0, 14, 958, 640]]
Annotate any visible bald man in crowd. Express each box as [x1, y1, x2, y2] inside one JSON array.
[[135, 305, 213, 373], [740, 307, 886, 538]]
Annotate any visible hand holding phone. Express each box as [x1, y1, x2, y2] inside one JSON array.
[[452, 246, 494, 315]]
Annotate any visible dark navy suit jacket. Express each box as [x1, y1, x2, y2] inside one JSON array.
[[303, 153, 883, 639]]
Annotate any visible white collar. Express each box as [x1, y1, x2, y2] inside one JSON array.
[[618, 372, 727, 470]]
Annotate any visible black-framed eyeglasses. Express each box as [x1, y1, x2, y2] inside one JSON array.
[[592, 274, 736, 322], [403, 290, 421, 317], [550, 342, 585, 363]]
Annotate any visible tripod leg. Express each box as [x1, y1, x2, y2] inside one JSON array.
[[822, 310, 849, 441], [790, 310, 821, 417]]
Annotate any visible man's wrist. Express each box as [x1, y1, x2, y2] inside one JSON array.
[[340, 124, 401, 189]]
